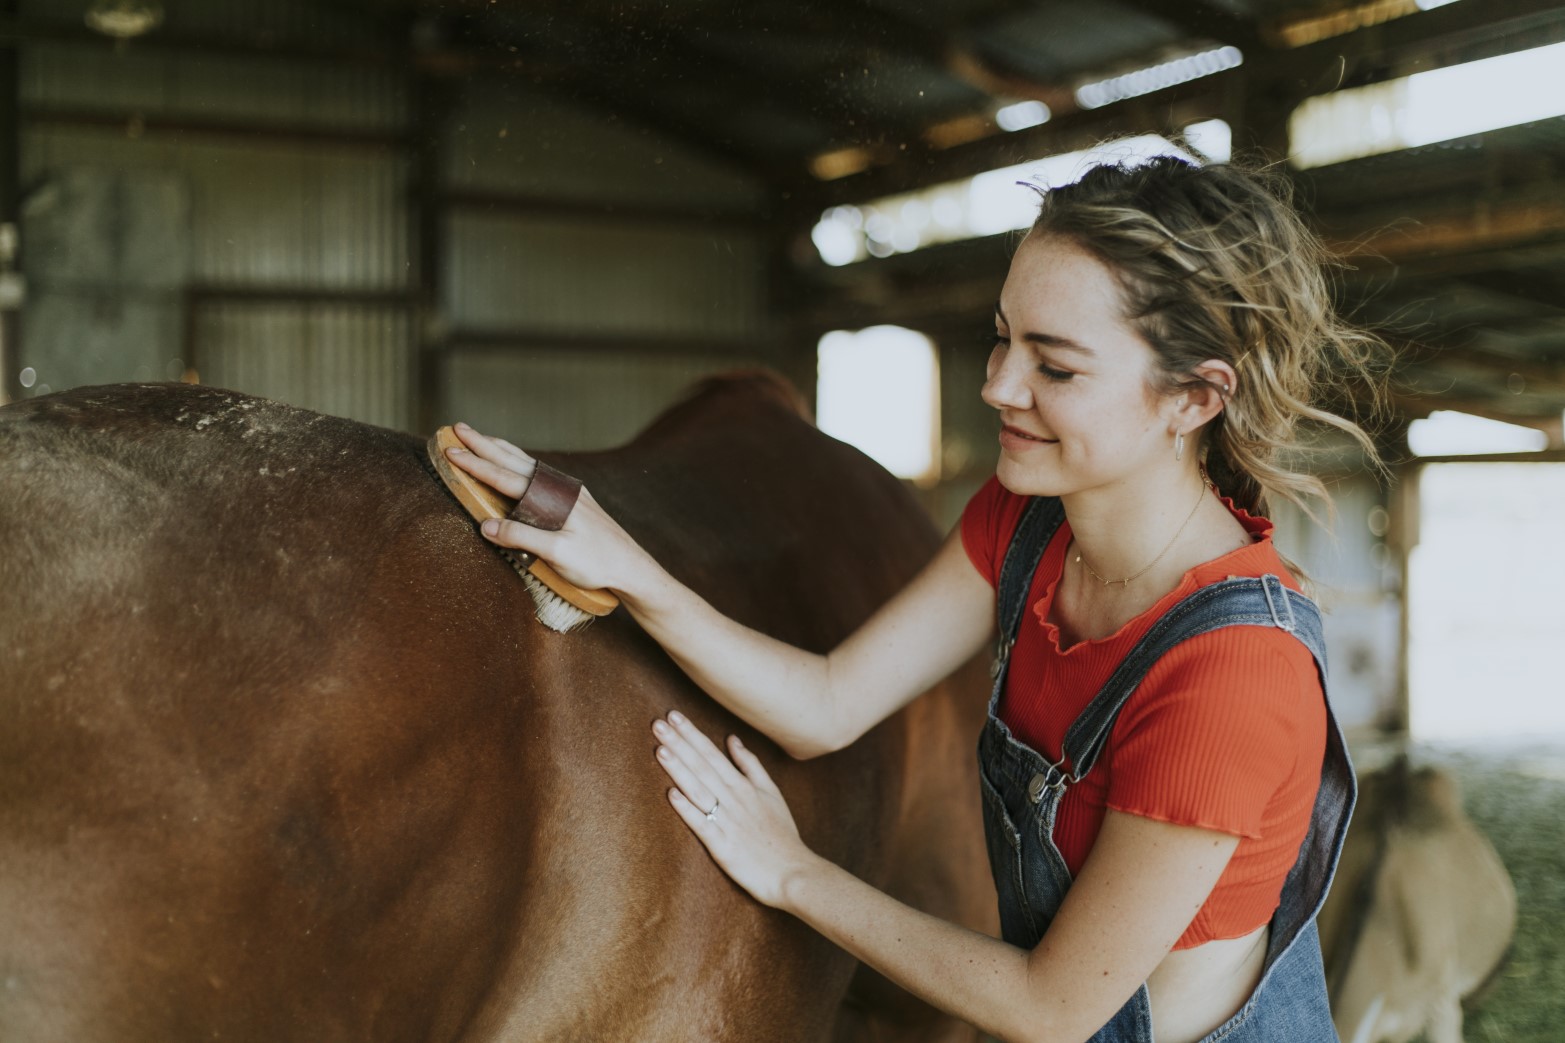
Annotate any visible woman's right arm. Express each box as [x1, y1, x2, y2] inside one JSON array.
[[446, 424, 997, 759]]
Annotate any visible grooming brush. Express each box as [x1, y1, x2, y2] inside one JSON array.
[[426, 426, 619, 633]]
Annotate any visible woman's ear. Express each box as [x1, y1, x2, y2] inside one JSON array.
[[1175, 358, 1238, 430]]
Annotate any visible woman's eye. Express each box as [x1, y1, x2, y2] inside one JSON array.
[[988, 333, 1008, 351], [1039, 365, 1075, 381]]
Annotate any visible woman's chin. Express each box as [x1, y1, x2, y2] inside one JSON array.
[[995, 456, 1070, 499]]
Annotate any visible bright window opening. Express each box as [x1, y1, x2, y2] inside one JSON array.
[[811, 134, 1201, 266], [1076, 46, 1243, 110], [995, 100, 1051, 132], [1407, 410, 1548, 456], [817, 326, 940, 484], [1409, 462, 1565, 742], [1183, 118, 1233, 163], [1290, 38, 1565, 169]]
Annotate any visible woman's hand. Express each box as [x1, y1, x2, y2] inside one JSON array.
[[444, 422, 656, 597], [652, 711, 816, 909]]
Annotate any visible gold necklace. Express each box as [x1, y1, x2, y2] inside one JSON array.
[[1074, 476, 1213, 588]]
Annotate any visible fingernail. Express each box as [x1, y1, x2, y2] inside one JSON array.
[[446, 446, 465, 456], [481, 520, 499, 537], [456, 421, 469, 430], [652, 721, 669, 737], [656, 746, 669, 759], [668, 711, 685, 725]]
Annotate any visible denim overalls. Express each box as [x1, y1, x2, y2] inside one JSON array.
[[978, 497, 1354, 1042]]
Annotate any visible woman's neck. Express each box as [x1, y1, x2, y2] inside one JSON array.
[[1051, 467, 1251, 645], [1061, 464, 1220, 586]]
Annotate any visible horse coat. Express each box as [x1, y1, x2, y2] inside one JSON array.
[[0, 374, 995, 1043]]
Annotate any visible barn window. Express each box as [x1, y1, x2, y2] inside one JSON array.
[[817, 326, 940, 485], [1290, 37, 1565, 169], [1407, 410, 1547, 456]]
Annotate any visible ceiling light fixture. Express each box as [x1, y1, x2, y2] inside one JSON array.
[[85, 0, 164, 40]]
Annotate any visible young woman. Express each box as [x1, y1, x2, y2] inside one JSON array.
[[444, 154, 1386, 1043]]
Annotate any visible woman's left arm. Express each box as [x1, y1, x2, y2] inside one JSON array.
[[652, 713, 1239, 1043]]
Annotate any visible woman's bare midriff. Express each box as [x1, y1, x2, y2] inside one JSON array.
[[1144, 923, 1269, 1043]]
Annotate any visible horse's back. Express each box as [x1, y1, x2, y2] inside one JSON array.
[[0, 379, 990, 1042]]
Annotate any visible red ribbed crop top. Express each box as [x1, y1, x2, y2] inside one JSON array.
[[960, 477, 1326, 950]]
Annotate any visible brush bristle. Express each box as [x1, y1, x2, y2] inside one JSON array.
[[499, 549, 595, 633]]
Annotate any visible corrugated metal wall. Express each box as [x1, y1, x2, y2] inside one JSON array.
[[193, 304, 412, 431], [14, 0, 772, 446], [434, 85, 769, 448], [18, 1, 414, 424]]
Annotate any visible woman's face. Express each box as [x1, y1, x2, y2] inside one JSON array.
[[983, 234, 1178, 498]]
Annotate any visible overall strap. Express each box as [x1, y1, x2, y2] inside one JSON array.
[[990, 497, 1067, 711], [1060, 574, 1328, 780]]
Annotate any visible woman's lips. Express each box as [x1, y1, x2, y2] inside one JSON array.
[[999, 424, 1057, 450]]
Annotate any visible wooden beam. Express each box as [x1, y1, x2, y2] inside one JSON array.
[[1113, 0, 1270, 53], [1395, 338, 1565, 396], [1320, 184, 1565, 265], [1449, 271, 1565, 313], [1388, 388, 1561, 425]]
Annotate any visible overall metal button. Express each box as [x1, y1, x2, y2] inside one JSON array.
[[1027, 772, 1048, 804]]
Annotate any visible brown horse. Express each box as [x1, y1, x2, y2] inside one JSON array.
[[0, 374, 994, 1042]]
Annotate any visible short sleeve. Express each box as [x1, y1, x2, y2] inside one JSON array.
[[959, 475, 1026, 588], [1104, 628, 1321, 839]]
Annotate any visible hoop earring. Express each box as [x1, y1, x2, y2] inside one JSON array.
[[1174, 431, 1185, 462]]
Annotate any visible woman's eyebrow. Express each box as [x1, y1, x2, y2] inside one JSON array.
[[994, 303, 1095, 355]]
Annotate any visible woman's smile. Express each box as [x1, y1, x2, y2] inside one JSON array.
[[999, 423, 1058, 451]]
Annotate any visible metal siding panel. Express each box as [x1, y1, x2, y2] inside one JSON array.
[[446, 84, 764, 209], [23, 128, 409, 289], [21, 44, 406, 130], [444, 350, 748, 450], [446, 213, 762, 336], [193, 303, 412, 430]]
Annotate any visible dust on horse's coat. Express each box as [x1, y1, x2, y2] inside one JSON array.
[[0, 377, 994, 1042]]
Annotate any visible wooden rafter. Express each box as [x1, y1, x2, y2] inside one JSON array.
[[1112, 0, 1269, 53]]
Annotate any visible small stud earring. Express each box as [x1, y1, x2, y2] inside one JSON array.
[[1174, 431, 1185, 462]]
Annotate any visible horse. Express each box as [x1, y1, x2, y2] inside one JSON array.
[[0, 372, 994, 1042]]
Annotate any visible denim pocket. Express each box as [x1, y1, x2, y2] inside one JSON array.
[[978, 768, 1040, 945]]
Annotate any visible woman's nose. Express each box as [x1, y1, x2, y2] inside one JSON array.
[[981, 351, 1032, 411]]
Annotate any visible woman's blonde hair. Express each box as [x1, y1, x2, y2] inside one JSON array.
[[1026, 152, 1392, 523]]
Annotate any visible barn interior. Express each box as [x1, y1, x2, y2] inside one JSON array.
[[2, 1, 1562, 1039]]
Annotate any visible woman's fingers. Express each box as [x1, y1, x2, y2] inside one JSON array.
[[452, 422, 534, 473], [480, 518, 561, 558], [728, 735, 782, 797], [667, 788, 721, 836], [654, 718, 741, 808], [445, 445, 531, 501], [664, 712, 750, 791], [655, 741, 721, 819]]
